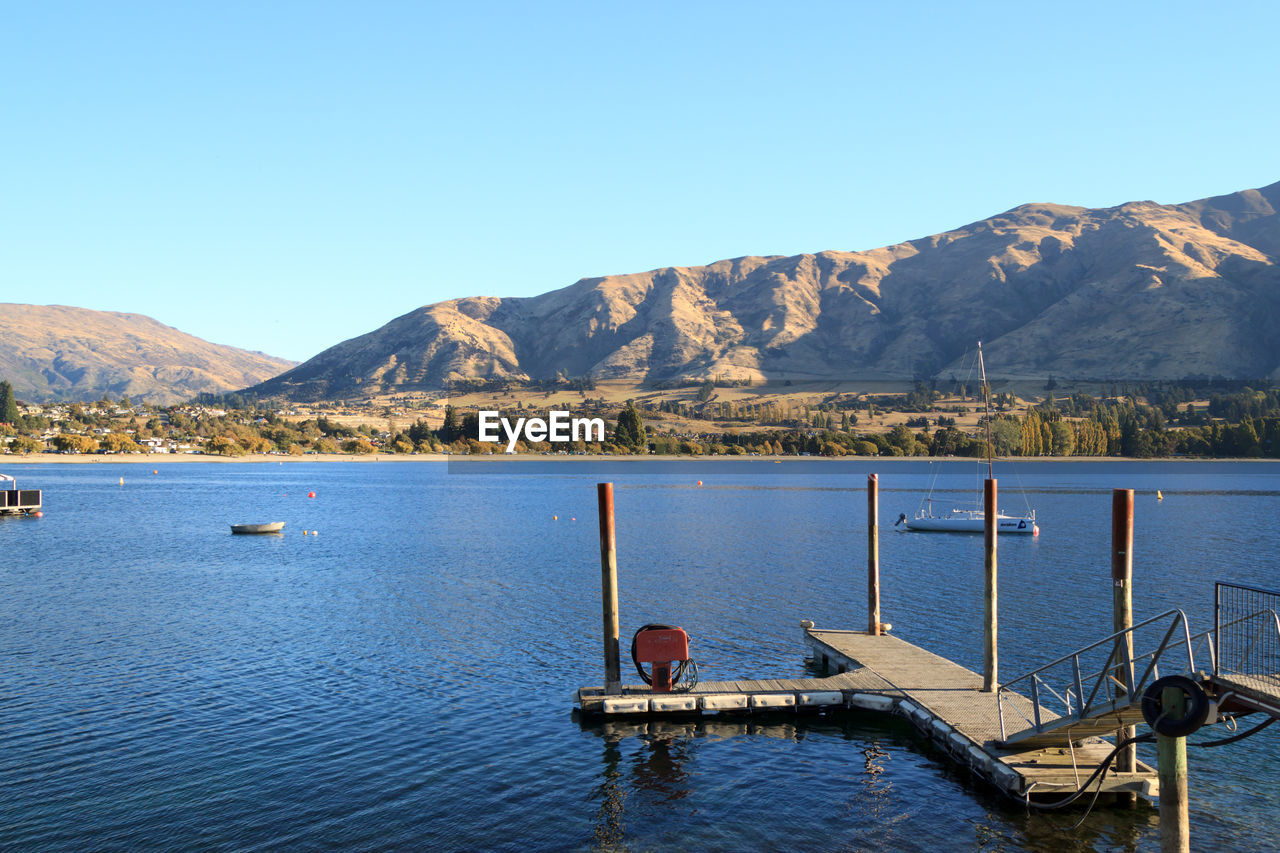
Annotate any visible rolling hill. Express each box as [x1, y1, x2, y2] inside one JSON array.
[[252, 180, 1280, 399], [0, 304, 296, 404]]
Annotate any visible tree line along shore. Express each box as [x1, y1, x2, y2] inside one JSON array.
[[3, 379, 1280, 460]]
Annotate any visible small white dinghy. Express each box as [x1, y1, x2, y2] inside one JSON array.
[[231, 521, 286, 534]]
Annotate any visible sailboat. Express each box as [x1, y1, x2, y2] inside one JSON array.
[[896, 342, 1039, 535]]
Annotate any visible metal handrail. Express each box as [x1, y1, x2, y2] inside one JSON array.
[[997, 609, 1195, 741], [1215, 581, 1280, 679], [1217, 608, 1280, 678]]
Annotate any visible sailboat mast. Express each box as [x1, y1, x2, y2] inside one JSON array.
[[978, 342, 994, 480]]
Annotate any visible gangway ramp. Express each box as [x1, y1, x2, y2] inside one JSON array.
[[804, 630, 1157, 798], [997, 610, 1202, 749]]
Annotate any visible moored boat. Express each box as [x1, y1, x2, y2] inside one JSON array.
[[897, 505, 1037, 534], [231, 521, 286, 534], [898, 342, 1040, 536]]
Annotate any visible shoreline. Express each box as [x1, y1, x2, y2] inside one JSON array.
[[2, 452, 1275, 465]]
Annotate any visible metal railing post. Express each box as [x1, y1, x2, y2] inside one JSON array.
[[1073, 656, 1085, 719]]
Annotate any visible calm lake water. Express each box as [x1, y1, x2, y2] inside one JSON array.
[[2, 459, 1278, 851]]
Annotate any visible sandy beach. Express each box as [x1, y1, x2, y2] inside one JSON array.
[[4, 452, 1270, 465], [0, 452, 446, 464]]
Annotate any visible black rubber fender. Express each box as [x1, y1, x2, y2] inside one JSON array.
[[1141, 674, 1210, 737]]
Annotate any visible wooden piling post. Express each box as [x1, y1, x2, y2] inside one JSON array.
[[868, 473, 881, 636], [1158, 685, 1190, 853], [1112, 488, 1137, 802], [983, 478, 997, 692], [597, 482, 622, 695]]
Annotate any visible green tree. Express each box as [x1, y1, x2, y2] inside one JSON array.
[[989, 419, 1022, 456], [0, 381, 18, 424], [441, 406, 461, 443], [612, 404, 647, 452], [1049, 421, 1075, 456], [1236, 417, 1262, 457], [886, 424, 917, 455]]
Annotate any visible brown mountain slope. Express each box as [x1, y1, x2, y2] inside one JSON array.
[[0, 304, 296, 404], [247, 181, 1280, 400]]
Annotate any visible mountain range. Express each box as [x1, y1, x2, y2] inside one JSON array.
[[245, 180, 1280, 400], [0, 304, 295, 404], [6, 180, 1278, 405]]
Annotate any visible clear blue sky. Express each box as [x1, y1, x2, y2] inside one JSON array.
[[4, 2, 1277, 362]]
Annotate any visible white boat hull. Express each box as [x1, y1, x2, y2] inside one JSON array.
[[904, 514, 1037, 534], [231, 521, 286, 534]]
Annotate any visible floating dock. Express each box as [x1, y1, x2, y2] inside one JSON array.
[[577, 626, 1158, 801], [0, 476, 41, 516]]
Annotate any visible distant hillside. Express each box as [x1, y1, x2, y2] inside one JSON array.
[[0, 304, 296, 404], [244, 180, 1280, 401]]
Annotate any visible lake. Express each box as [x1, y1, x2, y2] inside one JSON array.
[[1, 459, 1277, 851]]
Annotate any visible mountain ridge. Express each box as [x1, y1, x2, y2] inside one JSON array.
[[249, 180, 1280, 400], [0, 303, 297, 404]]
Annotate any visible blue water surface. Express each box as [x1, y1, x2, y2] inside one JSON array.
[[1, 459, 1277, 851]]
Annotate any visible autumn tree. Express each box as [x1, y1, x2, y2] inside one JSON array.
[[208, 435, 245, 456], [53, 434, 98, 454], [100, 433, 142, 453]]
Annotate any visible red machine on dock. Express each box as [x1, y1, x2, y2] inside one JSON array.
[[631, 624, 697, 692]]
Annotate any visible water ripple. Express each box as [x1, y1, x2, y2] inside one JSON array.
[[2, 461, 1279, 851]]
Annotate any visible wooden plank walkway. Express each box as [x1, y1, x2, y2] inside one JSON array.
[[576, 626, 1158, 800]]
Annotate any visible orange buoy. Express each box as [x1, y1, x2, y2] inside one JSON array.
[[697, 480, 702, 486], [308, 491, 316, 498], [153, 470, 158, 475], [32, 511, 43, 517]]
